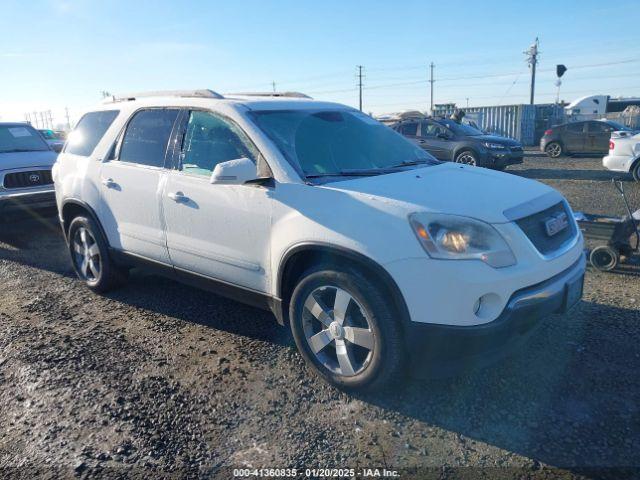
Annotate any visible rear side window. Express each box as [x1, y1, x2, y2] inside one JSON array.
[[65, 110, 119, 156], [118, 109, 179, 167], [566, 123, 584, 133], [398, 122, 418, 136]]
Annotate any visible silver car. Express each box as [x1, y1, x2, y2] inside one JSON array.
[[0, 123, 58, 220]]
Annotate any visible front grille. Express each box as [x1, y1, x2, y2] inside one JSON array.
[[515, 202, 577, 255], [3, 170, 53, 189]]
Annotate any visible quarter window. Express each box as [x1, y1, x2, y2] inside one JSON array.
[[179, 110, 256, 177], [65, 110, 119, 156], [119, 109, 179, 167]]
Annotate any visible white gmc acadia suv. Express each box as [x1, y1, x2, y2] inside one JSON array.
[[53, 90, 585, 391]]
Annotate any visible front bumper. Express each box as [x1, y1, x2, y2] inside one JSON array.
[[0, 189, 57, 218], [482, 149, 524, 167], [403, 254, 586, 377]]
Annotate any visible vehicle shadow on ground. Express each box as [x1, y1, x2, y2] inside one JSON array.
[[105, 271, 293, 347], [515, 168, 630, 182], [356, 300, 640, 470], [0, 215, 72, 276]]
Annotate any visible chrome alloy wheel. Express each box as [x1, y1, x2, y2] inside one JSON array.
[[455, 152, 477, 165], [72, 227, 101, 281], [546, 142, 562, 158], [302, 286, 375, 377]]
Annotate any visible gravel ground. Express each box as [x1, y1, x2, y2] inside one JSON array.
[[0, 153, 638, 479]]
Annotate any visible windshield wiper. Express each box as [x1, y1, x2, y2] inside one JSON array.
[[306, 169, 385, 178], [0, 148, 44, 153], [388, 159, 432, 168]]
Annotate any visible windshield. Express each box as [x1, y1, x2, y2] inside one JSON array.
[[0, 125, 49, 153], [436, 119, 484, 136], [250, 109, 438, 179]]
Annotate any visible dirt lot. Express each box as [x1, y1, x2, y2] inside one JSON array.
[[0, 153, 639, 479]]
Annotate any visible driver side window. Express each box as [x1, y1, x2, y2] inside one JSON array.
[[179, 111, 256, 177], [420, 121, 446, 138]]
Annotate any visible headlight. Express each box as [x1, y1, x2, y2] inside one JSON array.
[[482, 142, 506, 150], [409, 213, 516, 268]]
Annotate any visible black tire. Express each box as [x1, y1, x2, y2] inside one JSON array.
[[67, 216, 128, 293], [454, 149, 478, 166], [289, 266, 404, 392], [545, 141, 563, 158], [632, 161, 640, 182], [589, 246, 619, 272]]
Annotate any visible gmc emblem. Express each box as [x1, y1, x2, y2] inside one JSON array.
[[544, 212, 569, 237]]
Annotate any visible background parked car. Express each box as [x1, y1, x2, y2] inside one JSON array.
[[0, 123, 58, 220], [388, 116, 524, 170], [603, 131, 640, 181], [38, 129, 65, 152], [540, 120, 635, 158]]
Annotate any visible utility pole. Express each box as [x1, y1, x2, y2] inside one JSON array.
[[466, 97, 469, 108], [525, 37, 539, 105], [65, 107, 71, 130], [428, 62, 435, 114], [356, 65, 364, 111], [272, 81, 276, 93]]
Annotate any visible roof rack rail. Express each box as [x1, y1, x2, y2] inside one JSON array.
[[103, 89, 224, 103], [227, 91, 312, 99]]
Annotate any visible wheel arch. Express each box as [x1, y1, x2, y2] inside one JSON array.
[[60, 199, 107, 243], [276, 243, 411, 329], [453, 145, 480, 161]]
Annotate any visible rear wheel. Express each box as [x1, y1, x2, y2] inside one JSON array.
[[545, 142, 563, 158], [589, 246, 619, 272], [632, 161, 640, 182], [289, 266, 404, 391], [68, 216, 128, 292]]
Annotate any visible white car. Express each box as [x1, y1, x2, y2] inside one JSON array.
[[0, 122, 58, 220], [53, 90, 585, 391], [603, 131, 640, 181]]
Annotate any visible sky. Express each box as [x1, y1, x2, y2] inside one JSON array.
[[1, 0, 639, 128]]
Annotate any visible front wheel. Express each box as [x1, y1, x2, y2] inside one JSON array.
[[545, 142, 563, 158], [454, 150, 478, 166], [289, 267, 404, 391], [68, 216, 128, 293]]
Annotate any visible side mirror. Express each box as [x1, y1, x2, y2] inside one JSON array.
[[210, 157, 258, 185], [52, 143, 63, 153], [436, 132, 449, 140]]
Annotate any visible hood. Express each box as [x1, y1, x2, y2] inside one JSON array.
[[471, 134, 521, 146], [323, 163, 559, 224], [0, 150, 58, 171]]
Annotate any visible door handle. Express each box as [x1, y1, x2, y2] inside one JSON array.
[[419, 139, 426, 144], [102, 178, 117, 188], [168, 191, 188, 203]]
